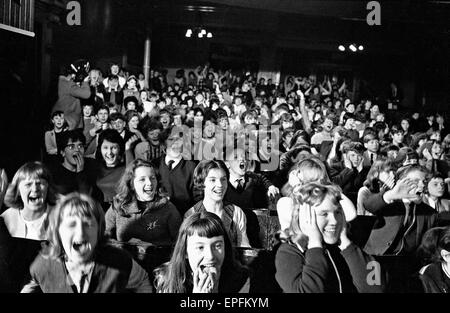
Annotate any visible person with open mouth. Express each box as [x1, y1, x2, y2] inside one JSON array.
[[154, 211, 250, 293], [104, 159, 181, 246], [21, 193, 152, 293], [184, 160, 251, 248], [94, 129, 127, 210], [363, 164, 450, 257], [1, 161, 58, 240]]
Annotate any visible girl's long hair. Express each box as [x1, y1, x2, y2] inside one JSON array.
[[153, 211, 246, 293], [363, 160, 395, 193], [112, 159, 167, 216]]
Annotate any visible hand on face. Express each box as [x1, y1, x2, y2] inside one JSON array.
[[391, 177, 422, 201], [192, 257, 218, 293], [73, 152, 85, 173], [299, 202, 323, 248]]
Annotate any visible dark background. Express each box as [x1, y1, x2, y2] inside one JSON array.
[[1, 0, 449, 177]]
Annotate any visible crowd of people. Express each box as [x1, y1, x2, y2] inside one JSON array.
[[0, 59, 450, 293]]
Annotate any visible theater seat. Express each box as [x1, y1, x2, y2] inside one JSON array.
[[236, 247, 282, 293], [348, 215, 377, 248]]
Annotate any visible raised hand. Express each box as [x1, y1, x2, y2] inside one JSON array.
[[267, 185, 280, 199], [125, 135, 139, 151], [299, 202, 323, 248], [73, 151, 85, 173]]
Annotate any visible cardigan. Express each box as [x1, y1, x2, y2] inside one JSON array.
[[184, 201, 250, 248], [22, 244, 152, 293], [105, 197, 182, 246]]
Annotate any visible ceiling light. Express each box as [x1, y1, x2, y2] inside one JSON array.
[[198, 32, 203, 38], [201, 29, 206, 35], [349, 44, 357, 52], [207, 32, 212, 38], [358, 45, 364, 51], [185, 29, 192, 37], [338, 45, 345, 51]]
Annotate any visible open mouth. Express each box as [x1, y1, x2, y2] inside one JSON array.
[[28, 195, 43, 205], [239, 162, 246, 170], [72, 240, 91, 255], [213, 189, 223, 196], [143, 187, 154, 196], [200, 264, 217, 275]]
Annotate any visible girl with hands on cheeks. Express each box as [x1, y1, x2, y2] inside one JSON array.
[[275, 183, 385, 293], [154, 211, 250, 293]]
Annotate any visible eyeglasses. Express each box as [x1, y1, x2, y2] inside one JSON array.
[[66, 143, 85, 150]]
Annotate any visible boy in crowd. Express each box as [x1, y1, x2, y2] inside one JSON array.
[[362, 133, 381, 167], [224, 148, 280, 248], [46, 129, 102, 201], [84, 105, 110, 158], [110, 112, 133, 142], [152, 130, 199, 215], [44, 111, 68, 157], [329, 141, 370, 204]]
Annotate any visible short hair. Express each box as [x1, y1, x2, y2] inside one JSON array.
[[215, 108, 228, 120], [125, 110, 141, 123], [96, 104, 110, 114], [95, 129, 125, 163], [51, 111, 64, 119], [142, 118, 163, 135], [363, 133, 378, 144], [108, 74, 119, 81], [397, 164, 429, 180], [124, 96, 139, 106], [280, 113, 294, 123], [43, 193, 105, 260], [193, 160, 229, 194], [57, 129, 86, 153], [4, 161, 58, 209], [344, 141, 365, 155], [364, 159, 395, 192]]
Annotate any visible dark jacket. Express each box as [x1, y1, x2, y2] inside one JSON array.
[[363, 192, 438, 256], [152, 156, 199, 215], [419, 263, 450, 293], [275, 242, 384, 293], [23, 245, 152, 293]]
